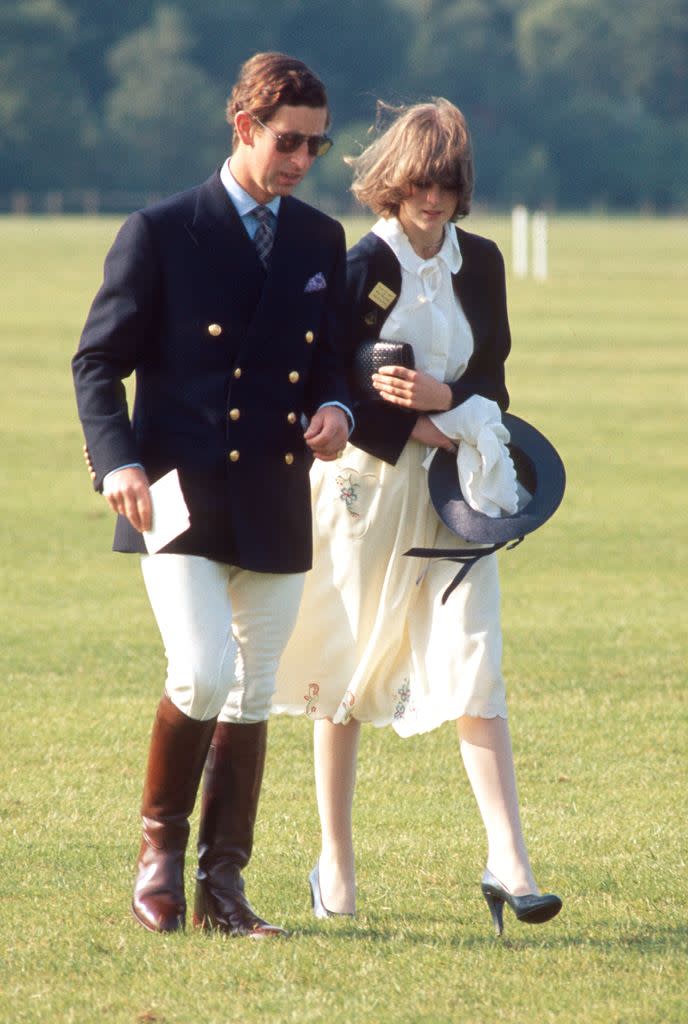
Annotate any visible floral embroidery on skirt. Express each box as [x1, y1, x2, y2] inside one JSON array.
[[393, 680, 416, 722], [304, 682, 320, 716], [336, 689, 356, 724], [336, 472, 360, 518]]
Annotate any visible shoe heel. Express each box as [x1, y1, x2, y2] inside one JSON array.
[[309, 865, 331, 920], [309, 863, 355, 920], [482, 888, 505, 937], [481, 868, 562, 935]]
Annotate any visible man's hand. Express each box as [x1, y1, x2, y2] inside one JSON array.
[[372, 365, 452, 412], [304, 406, 349, 462], [410, 415, 457, 453], [103, 467, 153, 532]]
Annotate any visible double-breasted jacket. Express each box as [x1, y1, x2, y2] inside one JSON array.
[[72, 170, 350, 573]]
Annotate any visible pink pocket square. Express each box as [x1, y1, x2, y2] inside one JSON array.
[[304, 272, 327, 293]]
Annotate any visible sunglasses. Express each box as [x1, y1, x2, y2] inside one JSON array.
[[250, 114, 333, 158], [411, 178, 460, 192]]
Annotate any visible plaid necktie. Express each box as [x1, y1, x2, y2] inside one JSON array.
[[252, 205, 274, 269]]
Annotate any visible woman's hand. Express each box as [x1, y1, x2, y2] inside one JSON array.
[[410, 415, 457, 452], [372, 365, 452, 412]]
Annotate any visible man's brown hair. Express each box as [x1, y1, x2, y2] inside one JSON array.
[[227, 52, 329, 148]]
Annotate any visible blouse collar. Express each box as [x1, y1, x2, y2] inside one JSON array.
[[372, 215, 462, 276]]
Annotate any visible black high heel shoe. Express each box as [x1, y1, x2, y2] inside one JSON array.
[[481, 869, 562, 937], [309, 863, 355, 920]]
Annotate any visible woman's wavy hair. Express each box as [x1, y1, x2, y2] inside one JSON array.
[[226, 52, 329, 149], [347, 99, 474, 220]]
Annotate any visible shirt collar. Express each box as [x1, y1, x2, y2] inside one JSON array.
[[220, 159, 281, 218], [372, 215, 462, 276]]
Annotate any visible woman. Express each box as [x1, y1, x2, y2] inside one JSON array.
[[272, 99, 562, 936]]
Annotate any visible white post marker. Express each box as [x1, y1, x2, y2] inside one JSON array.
[[532, 211, 548, 281], [511, 205, 529, 278]]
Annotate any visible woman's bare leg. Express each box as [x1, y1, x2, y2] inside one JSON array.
[[457, 714, 539, 895], [312, 717, 361, 913]]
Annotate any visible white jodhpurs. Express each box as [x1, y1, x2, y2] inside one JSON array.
[[141, 554, 305, 723]]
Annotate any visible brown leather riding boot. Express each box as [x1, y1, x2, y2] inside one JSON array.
[[193, 720, 286, 937], [132, 694, 217, 933]]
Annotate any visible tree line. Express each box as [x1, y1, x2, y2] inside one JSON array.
[[1, 0, 687, 211]]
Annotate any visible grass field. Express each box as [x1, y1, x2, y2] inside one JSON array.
[[0, 213, 686, 1023]]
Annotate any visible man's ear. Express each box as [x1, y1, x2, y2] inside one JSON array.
[[234, 111, 255, 147]]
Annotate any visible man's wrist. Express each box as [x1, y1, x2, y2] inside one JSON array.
[[103, 463, 145, 491], [318, 401, 355, 434]]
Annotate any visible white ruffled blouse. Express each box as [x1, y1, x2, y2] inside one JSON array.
[[372, 215, 474, 402]]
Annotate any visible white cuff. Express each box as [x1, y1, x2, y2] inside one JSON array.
[[318, 401, 355, 435], [103, 463, 145, 494]]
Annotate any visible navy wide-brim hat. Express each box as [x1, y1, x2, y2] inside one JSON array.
[[405, 413, 566, 602], [428, 412, 566, 545]]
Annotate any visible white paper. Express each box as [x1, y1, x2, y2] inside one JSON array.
[[143, 469, 191, 554]]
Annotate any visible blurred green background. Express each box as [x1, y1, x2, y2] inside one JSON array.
[[1, 0, 687, 212]]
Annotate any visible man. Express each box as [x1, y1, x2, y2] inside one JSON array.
[[72, 52, 351, 937]]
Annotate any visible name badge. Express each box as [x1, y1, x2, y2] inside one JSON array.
[[368, 282, 397, 310]]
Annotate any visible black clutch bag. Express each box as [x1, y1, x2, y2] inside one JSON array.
[[352, 339, 415, 401]]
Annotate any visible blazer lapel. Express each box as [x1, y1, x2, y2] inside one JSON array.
[[186, 170, 264, 313], [452, 227, 489, 350]]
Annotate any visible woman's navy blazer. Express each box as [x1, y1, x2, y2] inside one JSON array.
[[72, 170, 350, 573], [345, 225, 511, 465]]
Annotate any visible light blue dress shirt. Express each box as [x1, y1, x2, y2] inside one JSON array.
[[219, 159, 281, 239]]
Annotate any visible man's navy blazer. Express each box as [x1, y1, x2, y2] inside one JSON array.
[[72, 170, 350, 573]]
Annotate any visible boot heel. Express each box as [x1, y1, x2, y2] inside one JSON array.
[[482, 888, 505, 936], [191, 878, 209, 929]]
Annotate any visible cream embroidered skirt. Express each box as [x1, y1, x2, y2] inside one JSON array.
[[271, 440, 507, 737]]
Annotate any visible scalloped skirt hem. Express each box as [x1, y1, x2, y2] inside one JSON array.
[[270, 700, 508, 738]]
